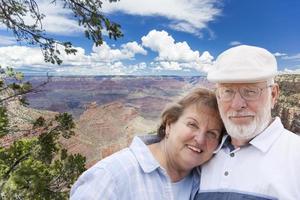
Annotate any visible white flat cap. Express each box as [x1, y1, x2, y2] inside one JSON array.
[[207, 45, 278, 83]]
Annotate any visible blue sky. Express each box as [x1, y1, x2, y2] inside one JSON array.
[[0, 0, 299, 76]]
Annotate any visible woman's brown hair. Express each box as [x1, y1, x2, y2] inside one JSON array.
[[157, 88, 222, 139]]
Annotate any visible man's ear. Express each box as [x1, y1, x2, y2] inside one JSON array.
[[271, 83, 279, 108]]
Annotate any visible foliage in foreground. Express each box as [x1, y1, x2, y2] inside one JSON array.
[[0, 66, 86, 199]]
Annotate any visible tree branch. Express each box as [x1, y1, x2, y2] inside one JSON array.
[[0, 76, 51, 103]]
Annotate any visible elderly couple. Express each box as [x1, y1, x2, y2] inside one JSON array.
[[70, 45, 300, 200]]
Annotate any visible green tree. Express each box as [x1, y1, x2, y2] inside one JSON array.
[[0, 66, 86, 199], [0, 0, 123, 65], [0, 1, 118, 197]]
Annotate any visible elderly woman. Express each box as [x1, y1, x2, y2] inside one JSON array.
[[70, 88, 224, 200]]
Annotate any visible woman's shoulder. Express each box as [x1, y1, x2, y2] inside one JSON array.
[[70, 148, 135, 199], [84, 136, 158, 182], [93, 147, 137, 173]]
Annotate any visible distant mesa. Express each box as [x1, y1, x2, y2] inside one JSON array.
[[85, 101, 98, 110]]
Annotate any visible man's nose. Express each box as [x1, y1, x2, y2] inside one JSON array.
[[230, 91, 247, 110]]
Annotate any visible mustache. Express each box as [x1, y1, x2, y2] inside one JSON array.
[[226, 111, 255, 118]]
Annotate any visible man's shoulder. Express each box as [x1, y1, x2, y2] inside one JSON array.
[[275, 128, 300, 155], [281, 128, 300, 142], [272, 117, 300, 143]]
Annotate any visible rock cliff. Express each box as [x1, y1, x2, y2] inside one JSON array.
[[61, 101, 157, 167], [0, 88, 57, 147], [273, 74, 300, 134]]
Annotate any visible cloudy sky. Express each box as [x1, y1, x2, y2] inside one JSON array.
[[0, 0, 299, 76]]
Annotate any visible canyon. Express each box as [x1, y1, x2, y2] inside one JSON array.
[[2, 75, 299, 167]]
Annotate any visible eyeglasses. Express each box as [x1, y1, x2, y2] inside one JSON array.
[[216, 85, 273, 102]]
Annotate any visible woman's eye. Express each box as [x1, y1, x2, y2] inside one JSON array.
[[206, 131, 218, 140], [187, 122, 198, 129]]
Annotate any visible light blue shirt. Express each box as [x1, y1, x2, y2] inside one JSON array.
[[70, 136, 200, 200], [172, 173, 194, 200]]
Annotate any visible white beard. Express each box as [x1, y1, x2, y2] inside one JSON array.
[[220, 97, 272, 140]]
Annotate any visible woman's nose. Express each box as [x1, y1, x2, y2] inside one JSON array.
[[194, 132, 206, 145]]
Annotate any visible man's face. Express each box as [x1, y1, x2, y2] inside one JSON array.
[[216, 81, 278, 142]]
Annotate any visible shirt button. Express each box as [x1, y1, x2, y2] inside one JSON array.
[[224, 171, 229, 176], [230, 153, 235, 157]]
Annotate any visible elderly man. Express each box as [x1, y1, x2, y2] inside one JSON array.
[[196, 45, 300, 200]]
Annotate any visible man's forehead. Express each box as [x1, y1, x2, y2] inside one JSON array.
[[217, 81, 268, 87]]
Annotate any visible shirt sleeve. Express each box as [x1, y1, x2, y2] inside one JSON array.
[[70, 166, 118, 200]]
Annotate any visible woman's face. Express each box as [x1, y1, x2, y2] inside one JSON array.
[[165, 104, 223, 172]]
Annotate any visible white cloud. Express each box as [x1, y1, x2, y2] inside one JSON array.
[[91, 41, 146, 62], [142, 30, 200, 62], [0, 46, 44, 67], [159, 61, 182, 71], [0, 0, 82, 36], [199, 51, 215, 72], [102, 0, 222, 36], [282, 68, 300, 74], [229, 41, 242, 46], [121, 42, 147, 56], [0, 36, 17, 46], [282, 53, 300, 61], [1, 0, 113, 37], [200, 51, 214, 63], [0, 30, 215, 75], [273, 52, 287, 57], [127, 62, 147, 73], [169, 22, 203, 37], [32, 1, 82, 35], [8, 0, 220, 38], [55, 61, 128, 75], [0, 40, 147, 75], [141, 30, 214, 72]]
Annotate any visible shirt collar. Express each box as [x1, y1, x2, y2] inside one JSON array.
[[130, 135, 201, 188], [250, 117, 283, 153], [213, 134, 230, 153], [129, 136, 160, 173]]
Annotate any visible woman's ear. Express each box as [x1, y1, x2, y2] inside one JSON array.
[[165, 122, 171, 138]]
